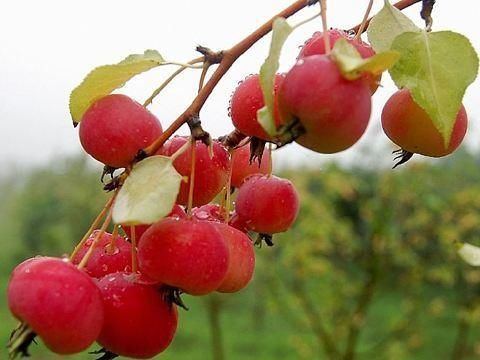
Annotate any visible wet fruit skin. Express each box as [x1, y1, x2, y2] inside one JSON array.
[[230, 143, 271, 188], [97, 272, 178, 359], [381, 89, 468, 157], [79, 94, 163, 168], [158, 137, 230, 207], [298, 29, 380, 93], [230, 73, 285, 140], [7, 257, 104, 354], [279, 55, 372, 154], [71, 230, 132, 278], [213, 223, 255, 293], [138, 218, 229, 295], [235, 174, 299, 234]]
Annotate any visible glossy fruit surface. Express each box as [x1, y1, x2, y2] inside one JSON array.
[[381, 89, 468, 157], [213, 223, 255, 293], [7, 257, 103, 354], [71, 230, 131, 278], [79, 94, 163, 168], [279, 55, 371, 153], [230, 73, 285, 140], [192, 204, 226, 223], [298, 29, 380, 93], [235, 174, 299, 234], [97, 272, 178, 358], [138, 218, 229, 295], [158, 137, 230, 207], [231, 143, 271, 188]]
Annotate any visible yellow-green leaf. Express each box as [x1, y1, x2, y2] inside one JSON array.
[[70, 50, 166, 124], [458, 243, 480, 266], [257, 17, 293, 137], [367, 0, 420, 53], [331, 39, 400, 81], [112, 156, 182, 225], [390, 31, 479, 146]]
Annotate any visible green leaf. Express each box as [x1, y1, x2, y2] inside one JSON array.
[[458, 243, 480, 266], [112, 156, 182, 226], [331, 38, 400, 80], [70, 50, 166, 124], [367, 0, 420, 52], [257, 17, 293, 137], [390, 31, 479, 146]]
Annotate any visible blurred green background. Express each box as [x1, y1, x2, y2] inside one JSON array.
[[2, 151, 480, 359]]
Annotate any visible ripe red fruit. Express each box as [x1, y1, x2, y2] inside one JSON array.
[[381, 89, 468, 157], [71, 230, 131, 278], [158, 137, 230, 207], [7, 257, 103, 354], [79, 94, 163, 168], [235, 174, 299, 234], [279, 55, 371, 153], [97, 272, 178, 359], [298, 29, 380, 93], [138, 218, 229, 295], [228, 212, 249, 233], [213, 223, 255, 293], [230, 143, 271, 188], [121, 204, 186, 241], [230, 73, 285, 140]]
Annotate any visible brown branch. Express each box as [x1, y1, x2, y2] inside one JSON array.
[[142, 0, 423, 158], [349, 0, 422, 34], [142, 0, 317, 157]]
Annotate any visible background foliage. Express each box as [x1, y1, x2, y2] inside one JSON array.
[[2, 151, 480, 359]]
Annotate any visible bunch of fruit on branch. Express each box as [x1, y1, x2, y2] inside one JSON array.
[[6, 0, 478, 359]]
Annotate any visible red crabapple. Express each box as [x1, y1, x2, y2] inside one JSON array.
[[381, 89, 468, 157], [71, 230, 131, 278], [231, 143, 271, 188], [158, 137, 230, 207], [138, 218, 229, 295], [298, 29, 380, 93], [230, 73, 285, 140], [235, 174, 299, 234], [213, 223, 255, 293], [279, 55, 371, 153], [97, 272, 178, 359], [192, 203, 226, 223], [7, 257, 104, 354], [79, 94, 163, 168]]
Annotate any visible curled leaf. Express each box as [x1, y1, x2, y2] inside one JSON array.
[[70, 50, 166, 124], [257, 17, 293, 137], [112, 156, 182, 225], [331, 39, 399, 80]]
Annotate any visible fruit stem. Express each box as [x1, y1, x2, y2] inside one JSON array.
[[170, 139, 192, 162], [130, 226, 138, 273], [106, 225, 119, 255], [143, 57, 204, 107], [349, 0, 422, 34], [268, 143, 273, 176], [224, 150, 234, 223], [7, 322, 36, 359], [186, 137, 197, 218], [77, 208, 114, 270], [69, 194, 116, 261], [319, 0, 330, 53], [354, 0, 374, 40]]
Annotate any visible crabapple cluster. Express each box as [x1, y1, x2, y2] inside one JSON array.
[[7, 89, 299, 358], [7, 17, 472, 358]]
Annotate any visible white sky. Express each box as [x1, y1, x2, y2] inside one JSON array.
[[0, 0, 479, 171]]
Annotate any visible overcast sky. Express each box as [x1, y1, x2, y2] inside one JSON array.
[[0, 0, 478, 171]]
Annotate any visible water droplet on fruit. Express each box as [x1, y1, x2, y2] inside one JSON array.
[[102, 264, 109, 272], [296, 59, 305, 66], [195, 211, 209, 220]]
